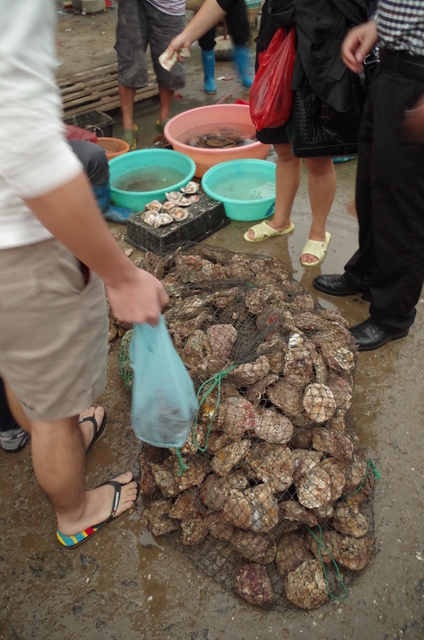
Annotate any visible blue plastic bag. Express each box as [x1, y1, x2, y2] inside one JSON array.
[[130, 315, 198, 448]]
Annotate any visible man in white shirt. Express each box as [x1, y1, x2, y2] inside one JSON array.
[[0, 0, 168, 547]]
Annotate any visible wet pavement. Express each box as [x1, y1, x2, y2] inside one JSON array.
[[1, 4, 424, 640]]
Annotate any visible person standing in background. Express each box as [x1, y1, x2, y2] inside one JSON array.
[[314, 2, 424, 351], [116, 0, 186, 148]]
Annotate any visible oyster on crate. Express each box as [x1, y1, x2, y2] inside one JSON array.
[[144, 199, 162, 212], [284, 560, 328, 609], [153, 213, 174, 228], [303, 384, 336, 423], [276, 533, 314, 577], [169, 207, 189, 222], [234, 564, 274, 606], [180, 181, 199, 194]]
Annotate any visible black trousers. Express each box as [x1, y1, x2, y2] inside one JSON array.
[[344, 64, 424, 332], [199, 0, 249, 50]]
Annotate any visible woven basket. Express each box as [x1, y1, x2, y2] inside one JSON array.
[[97, 137, 130, 161]]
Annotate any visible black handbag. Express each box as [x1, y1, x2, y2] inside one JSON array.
[[286, 70, 367, 158]]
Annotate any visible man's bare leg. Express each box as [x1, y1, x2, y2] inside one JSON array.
[[159, 85, 174, 124], [29, 416, 137, 535], [4, 379, 105, 450], [119, 85, 137, 130]]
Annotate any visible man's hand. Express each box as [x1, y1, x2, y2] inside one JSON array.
[[341, 21, 379, 73], [166, 34, 193, 63], [402, 95, 424, 144], [107, 267, 169, 326]]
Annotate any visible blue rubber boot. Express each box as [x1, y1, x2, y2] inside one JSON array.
[[93, 182, 133, 223], [201, 50, 217, 94], [233, 45, 253, 89]]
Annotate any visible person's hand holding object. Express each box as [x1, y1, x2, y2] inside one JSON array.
[[341, 21, 379, 73], [106, 268, 169, 326]]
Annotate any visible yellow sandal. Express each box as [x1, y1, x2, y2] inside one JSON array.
[[300, 232, 331, 267], [243, 220, 295, 243]]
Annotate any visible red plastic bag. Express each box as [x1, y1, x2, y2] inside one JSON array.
[[250, 28, 296, 131]]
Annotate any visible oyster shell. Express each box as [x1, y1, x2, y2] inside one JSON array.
[[180, 181, 199, 194], [138, 452, 157, 496], [234, 564, 274, 606], [267, 380, 304, 416], [279, 501, 318, 527], [195, 354, 227, 380], [153, 213, 174, 228], [312, 349, 328, 385], [243, 484, 280, 533], [289, 427, 314, 449], [327, 372, 353, 411], [312, 426, 354, 461], [211, 439, 251, 475], [162, 201, 176, 212], [189, 194, 200, 204], [150, 460, 180, 497], [144, 199, 162, 212], [295, 466, 332, 509], [320, 339, 356, 372], [254, 408, 294, 444], [247, 443, 294, 492], [292, 294, 316, 312], [205, 513, 234, 541], [200, 474, 232, 511], [165, 191, 182, 203], [206, 324, 237, 360], [231, 530, 277, 564], [332, 500, 369, 537], [222, 397, 256, 440], [257, 338, 286, 374], [283, 342, 314, 387], [151, 456, 209, 497], [340, 455, 369, 493], [320, 458, 346, 502], [146, 500, 179, 536], [292, 312, 328, 332], [245, 285, 284, 315], [142, 211, 159, 226], [227, 356, 270, 386], [168, 490, 200, 520], [245, 374, 279, 407], [276, 533, 314, 577], [180, 517, 209, 546], [169, 207, 189, 221], [183, 329, 211, 368], [303, 384, 336, 423], [291, 450, 323, 480], [207, 432, 234, 454], [284, 560, 328, 609], [307, 529, 373, 571]]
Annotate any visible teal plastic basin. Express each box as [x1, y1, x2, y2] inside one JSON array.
[[201, 159, 276, 221], [109, 149, 196, 212]]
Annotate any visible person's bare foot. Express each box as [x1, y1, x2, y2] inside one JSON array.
[[301, 230, 327, 264], [79, 406, 105, 450], [246, 218, 292, 240], [57, 471, 137, 536]]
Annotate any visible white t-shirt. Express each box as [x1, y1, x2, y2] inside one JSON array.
[[0, 0, 83, 250]]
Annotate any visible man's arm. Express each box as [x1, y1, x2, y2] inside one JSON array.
[[24, 171, 168, 325], [341, 20, 379, 73]]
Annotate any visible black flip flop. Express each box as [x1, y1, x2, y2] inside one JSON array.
[[56, 476, 136, 548], [79, 410, 108, 456]]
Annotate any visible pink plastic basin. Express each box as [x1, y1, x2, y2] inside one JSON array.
[[164, 104, 271, 178]]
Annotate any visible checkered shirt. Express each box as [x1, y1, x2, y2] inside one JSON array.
[[375, 0, 424, 56]]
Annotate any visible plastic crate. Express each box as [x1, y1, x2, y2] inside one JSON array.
[[126, 193, 230, 253], [64, 110, 114, 138]]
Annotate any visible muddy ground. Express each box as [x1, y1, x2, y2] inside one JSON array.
[[1, 3, 423, 639]]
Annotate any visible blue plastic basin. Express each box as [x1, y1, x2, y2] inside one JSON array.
[[201, 159, 276, 221], [109, 149, 196, 212]]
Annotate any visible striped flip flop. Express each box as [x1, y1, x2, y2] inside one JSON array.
[[57, 478, 127, 548]]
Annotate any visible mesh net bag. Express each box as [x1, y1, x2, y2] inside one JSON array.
[[116, 244, 376, 610]]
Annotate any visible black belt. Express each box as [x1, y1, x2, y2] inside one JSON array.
[[380, 49, 424, 80]]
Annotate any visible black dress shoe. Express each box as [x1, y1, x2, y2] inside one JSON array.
[[350, 317, 409, 352], [313, 273, 371, 299]]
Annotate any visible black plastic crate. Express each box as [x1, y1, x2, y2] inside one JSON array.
[[64, 110, 114, 137], [126, 193, 230, 252]]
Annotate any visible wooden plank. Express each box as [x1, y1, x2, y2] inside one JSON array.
[[58, 62, 158, 116]]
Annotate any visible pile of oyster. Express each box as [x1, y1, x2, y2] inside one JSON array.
[[116, 246, 375, 610], [141, 183, 200, 228]]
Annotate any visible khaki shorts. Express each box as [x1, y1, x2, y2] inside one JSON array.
[[0, 239, 108, 421]]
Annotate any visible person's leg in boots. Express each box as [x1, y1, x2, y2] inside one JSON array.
[[199, 28, 218, 94], [225, 0, 252, 88]]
